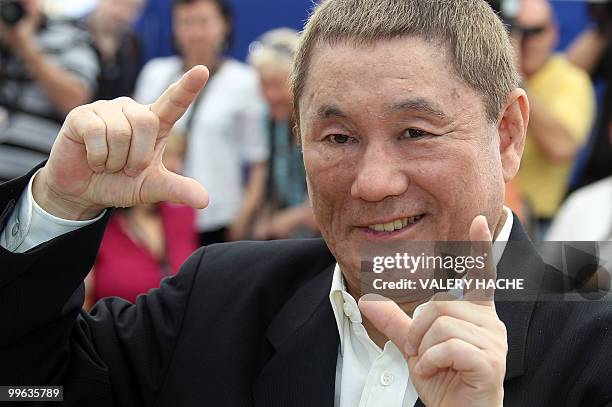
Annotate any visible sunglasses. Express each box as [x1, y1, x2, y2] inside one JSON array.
[[512, 24, 550, 38]]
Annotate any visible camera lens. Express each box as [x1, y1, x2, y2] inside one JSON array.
[[0, 1, 26, 27]]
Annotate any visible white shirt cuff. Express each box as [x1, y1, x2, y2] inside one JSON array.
[[0, 169, 106, 253]]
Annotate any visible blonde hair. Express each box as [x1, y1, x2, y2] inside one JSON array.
[[248, 28, 300, 71], [291, 0, 520, 133]]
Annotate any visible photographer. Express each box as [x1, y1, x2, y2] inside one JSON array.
[[566, 0, 612, 192], [0, 0, 99, 182]]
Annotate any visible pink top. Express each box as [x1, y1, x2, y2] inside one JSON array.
[[93, 203, 198, 303]]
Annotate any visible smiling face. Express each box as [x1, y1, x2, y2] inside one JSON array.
[[299, 37, 510, 287]]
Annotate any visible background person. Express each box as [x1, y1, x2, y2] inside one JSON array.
[[86, 0, 145, 100], [84, 134, 198, 308], [0, 0, 99, 182], [566, 0, 612, 193], [513, 0, 595, 237], [134, 0, 268, 245], [247, 28, 318, 239]]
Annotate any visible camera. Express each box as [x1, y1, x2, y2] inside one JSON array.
[[0, 0, 25, 27]]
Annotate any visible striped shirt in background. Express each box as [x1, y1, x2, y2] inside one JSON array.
[[0, 19, 99, 182]]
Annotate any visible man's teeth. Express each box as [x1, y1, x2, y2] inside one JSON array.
[[368, 215, 423, 232]]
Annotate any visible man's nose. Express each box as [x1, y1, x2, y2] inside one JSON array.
[[350, 144, 409, 202]]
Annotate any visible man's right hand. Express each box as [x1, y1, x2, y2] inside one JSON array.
[[33, 66, 210, 221]]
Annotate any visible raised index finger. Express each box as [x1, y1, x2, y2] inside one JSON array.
[[150, 65, 209, 132], [464, 215, 496, 306]]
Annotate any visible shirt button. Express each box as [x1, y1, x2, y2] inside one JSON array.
[[11, 222, 19, 237], [380, 371, 394, 387], [343, 302, 354, 318]]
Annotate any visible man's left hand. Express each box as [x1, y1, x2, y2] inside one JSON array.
[[359, 216, 507, 407]]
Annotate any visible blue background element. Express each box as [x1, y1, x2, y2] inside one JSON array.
[[135, 0, 594, 64]]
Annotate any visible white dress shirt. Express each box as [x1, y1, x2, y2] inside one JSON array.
[[330, 207, 513, 407], [1, 182, 513, 406], [0, 170, 104, 253]]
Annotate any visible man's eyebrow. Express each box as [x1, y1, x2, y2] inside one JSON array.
[[386, 98, 447, 120], [316, 105, 348, 119]]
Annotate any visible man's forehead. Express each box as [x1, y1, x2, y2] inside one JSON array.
[[301, 39, 474, 120]]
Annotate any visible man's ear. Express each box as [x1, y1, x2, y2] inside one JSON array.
[[498, 88, 529, 182]]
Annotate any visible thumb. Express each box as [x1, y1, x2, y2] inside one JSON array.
[[143, 168, 209, 209], [359, 293, 415, 356]]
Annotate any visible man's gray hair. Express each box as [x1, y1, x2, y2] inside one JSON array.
[[291, 0, 520, 133]]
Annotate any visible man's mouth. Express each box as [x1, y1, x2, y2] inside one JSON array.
[[367, 215, 425, 233]]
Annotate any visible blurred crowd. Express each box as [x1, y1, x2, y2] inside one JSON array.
[[1, 0, 611, 305]]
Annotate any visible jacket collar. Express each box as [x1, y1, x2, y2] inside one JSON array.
[[495, 216, 544, 380], [255, 262, 338, 407]]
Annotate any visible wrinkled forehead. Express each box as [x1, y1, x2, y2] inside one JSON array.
[[298, 38, 484, 125]]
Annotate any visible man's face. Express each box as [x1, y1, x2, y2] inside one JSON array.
[[516, 0, 557, 77], [173, 1, 228, 60], [299, 38, 506, 283], [257, 65, 293, 121]]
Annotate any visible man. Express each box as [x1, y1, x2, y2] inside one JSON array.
[[566, 0, 612, 193], [513, 0, 595, 234], [86, 0, 145, 100], [0, 0, 99, 182], [1, 1, 612, 406]]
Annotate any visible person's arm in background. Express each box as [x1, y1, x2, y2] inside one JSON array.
[[263, 200, 318, 239], [228, 162, 267, 241], [566, 27, 608, 75], [228, 73, 271, 241], [524, 93, 579, 163], [524, 68, 596, 164], [0, 17, 94, 114]]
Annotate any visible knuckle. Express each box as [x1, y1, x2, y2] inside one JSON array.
[[487, 353, 506, 374], [129, 156, 149, 170], [430, 300, 447, 317], [108, 126, 132, 143], [137, 110, 160, 134], [169, 94, 190, 110], [432, 315, 452, 336], [85, 120, 106, 137], [114, 96, 132, 105], [445, 338, 464, 354]]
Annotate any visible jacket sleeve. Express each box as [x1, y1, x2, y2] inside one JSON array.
[[0, 168, 206, 406]]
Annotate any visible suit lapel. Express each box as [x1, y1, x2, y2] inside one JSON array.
[[495, 216, 545, 380], [254, 263, 339, 407]]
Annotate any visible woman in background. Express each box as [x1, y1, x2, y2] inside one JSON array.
[[86, 0, 145, 100], [248, 29, 318, 239], [85, 135, 197, 307], [134, 0, 268, 246]]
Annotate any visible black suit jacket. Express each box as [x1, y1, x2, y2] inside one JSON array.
[[2, 167, 612, 407]]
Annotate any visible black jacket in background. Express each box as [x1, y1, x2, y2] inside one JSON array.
[[1, 167, 612, 406]]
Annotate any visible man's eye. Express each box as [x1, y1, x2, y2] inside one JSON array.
[[327, 134, 353, 144], [402, 129, 430, 140]]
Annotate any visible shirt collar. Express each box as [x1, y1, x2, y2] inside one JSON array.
[[329, 207, 514, 353]]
